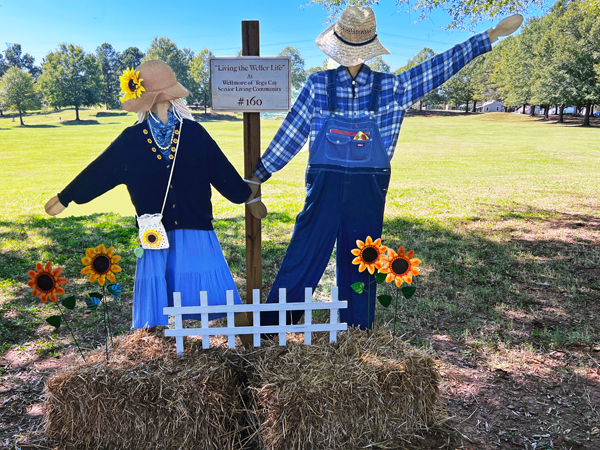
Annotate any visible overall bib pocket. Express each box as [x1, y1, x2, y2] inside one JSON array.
[[325, 130, 372, 163]]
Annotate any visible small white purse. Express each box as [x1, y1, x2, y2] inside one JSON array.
[[136, 119, 183, 250]]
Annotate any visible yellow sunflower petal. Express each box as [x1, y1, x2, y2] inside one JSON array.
[[27, 279, 36, 288], [111, 255, 122, 264], [107, 247, 115, 257], [406, 249, 415, 258], [367, 265, 375, 275], [379, 245, 388, 253], [373, 238, 382, 247], [365, 236, 373, 245], [28, 270, 37, 279], [410, 258, 421, 266], [409, 268, 420, 276], [352, 256, 362, 265], [358, 262, 366, 272], [98, 274, 106, 286], [96, 244, 106, 253], [386, 273, 395, 283], [375, 261, 383, 270], [395, 277, 402, 287], [386, 249, 398, 259], [351, 249, 361, 256], [111, 265, 122, 273], [36, 262, 44, 273], [81, 256, 92, 265], [106, 272, 116, 283], [89, 272, 99, 283], [40, 292, 48, 302], [49, 292, 58, 302], [86, 248, 96, 258], [403, 275, 413, 284], [356, 240, 365, 249], [81, 266, 92, 275], [57, 277, 68, 285], [379, 266, 390, 273], [56, 286, 66, 295], [44, 261, 53, 272], [32, 288, 41, 297], [52, 267, 63, 276]]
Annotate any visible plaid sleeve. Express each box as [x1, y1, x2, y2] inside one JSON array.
[[394, 31, 492, 110], [253, 78, 315, 182]]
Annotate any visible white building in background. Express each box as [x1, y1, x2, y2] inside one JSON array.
[[477, 100, 505, 113]]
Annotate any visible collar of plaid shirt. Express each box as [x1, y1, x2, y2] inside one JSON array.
[[336, 64, 372, 88]]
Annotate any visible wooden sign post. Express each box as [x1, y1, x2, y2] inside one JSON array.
[[242, 21, 262, 304]]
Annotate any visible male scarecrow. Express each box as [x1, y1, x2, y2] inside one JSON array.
[[249, 6, 522, 329]]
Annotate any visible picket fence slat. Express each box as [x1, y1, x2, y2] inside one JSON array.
[[163, 287, 347, 354]]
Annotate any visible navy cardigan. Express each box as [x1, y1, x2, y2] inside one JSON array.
[[58, 119, 251, 231]]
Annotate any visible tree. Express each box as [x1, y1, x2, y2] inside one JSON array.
[[144, 38, 192, 92], [368, 55, 391, 74], [4, 44, 41, 78], [0, 54, 8, 78], [189, 49, 215, 113], [307, 59, 330, 75], [96, 43, 121, 110], [0, 67, 41, 125], [119, 47, 145, 72], [38, 44, 103, 121], [395, 48, 440, 110], [304, 0, 546, 29], [440, 64, 476, 112], [279, 47, 307, 90]]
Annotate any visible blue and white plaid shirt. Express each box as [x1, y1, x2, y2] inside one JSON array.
[[254, 31, 492, 181]]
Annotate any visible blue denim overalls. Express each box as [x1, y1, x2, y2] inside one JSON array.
[[262, 69, 390, 329]]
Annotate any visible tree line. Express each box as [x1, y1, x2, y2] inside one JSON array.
[[1, 0, 597, 126]]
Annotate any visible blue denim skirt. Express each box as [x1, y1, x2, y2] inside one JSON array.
[[132, 229, 242, 329]]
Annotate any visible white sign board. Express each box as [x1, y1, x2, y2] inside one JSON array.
[[210, 57, 291, 112]]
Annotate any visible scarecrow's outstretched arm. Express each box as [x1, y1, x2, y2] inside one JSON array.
[[487, 14, 523, 43]]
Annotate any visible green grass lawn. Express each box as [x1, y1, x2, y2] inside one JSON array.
[[1, 107, 599, 448]]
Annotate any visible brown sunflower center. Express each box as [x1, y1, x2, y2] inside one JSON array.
[[391, 258, 409, 275], [92, 255, 111, 274], [128, 78, 138, 92], [37, 274, 54, 292], [147, 233, 157, 243], [362, 247, 378, 264]]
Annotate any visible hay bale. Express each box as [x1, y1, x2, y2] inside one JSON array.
[[247, 328, 445, 450], [43, 330, 248, 450]]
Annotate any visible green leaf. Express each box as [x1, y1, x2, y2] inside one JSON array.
[[374, 272, 387, 284], [351, 282, 365, 294], [377, 294, 393, 307], [134, 247, 144, 258], [85, 293, 102, 311], [107, 284, 122, 298], [46, 315, 61, 329], [401, 285, 417, 300], [61, 295, 76, 310]]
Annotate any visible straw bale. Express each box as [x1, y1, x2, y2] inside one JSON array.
[[246, 327, 445, 450], [43, 330, 248, 450]]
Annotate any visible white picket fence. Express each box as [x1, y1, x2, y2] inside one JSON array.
[[163, 287, 348, 354]]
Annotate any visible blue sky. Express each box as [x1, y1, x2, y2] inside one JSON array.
[[2, 0, 545, 72]]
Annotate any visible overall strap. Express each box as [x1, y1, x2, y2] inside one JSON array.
[[326, 69, 338, 111], [368, 71, 382, 112]]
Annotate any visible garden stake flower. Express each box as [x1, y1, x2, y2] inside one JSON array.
[[119, 67, 145, 103], [351, 236, 387, 328], [378, 246, 421, 338], [27, 262, 85, 362], [81, 244, 123, 363]]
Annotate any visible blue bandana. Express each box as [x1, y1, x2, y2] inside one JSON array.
[[148, 109, 180, 156]]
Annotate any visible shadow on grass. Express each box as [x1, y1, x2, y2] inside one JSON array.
[[23, 124, 59, 128], [96, 111, 129, 117], [61, 120, 101, 125], [192, 112, 242, 122]]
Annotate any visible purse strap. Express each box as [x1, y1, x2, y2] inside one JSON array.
[[160, 119, 183, 216]]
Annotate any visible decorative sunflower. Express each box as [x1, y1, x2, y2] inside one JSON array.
[[351, 236, 387, 274], [380, 246, 420, 287], [142, 229, 162, 248], [119, 67, 145, 103], [81, 244, 122, 286], [28, 262, 68, 303]]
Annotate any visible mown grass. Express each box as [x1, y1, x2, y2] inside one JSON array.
[[0, 107, 598, 360]]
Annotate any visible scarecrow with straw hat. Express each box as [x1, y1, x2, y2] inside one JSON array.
[[248, 6, 523, 330], [45, 60, 264, 342]]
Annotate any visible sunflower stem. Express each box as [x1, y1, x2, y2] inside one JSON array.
[[367, 273, 372, 331], [393, 287, 399, 341], [102, 285, 110, 363], [55, 301, 86, 363]]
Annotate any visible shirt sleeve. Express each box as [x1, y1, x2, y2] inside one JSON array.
[[203, 126, 252, 204], [57, 132, 127, 207], [253, 76, 315, 182], [394, 31, 492, 110]]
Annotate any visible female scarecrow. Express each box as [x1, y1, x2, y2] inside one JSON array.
[[45, 60, 264, 338]]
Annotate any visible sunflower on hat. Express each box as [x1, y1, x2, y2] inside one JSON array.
[[119, 67, 145, 103]]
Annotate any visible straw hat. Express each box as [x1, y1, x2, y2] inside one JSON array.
[[316, 6, 390, 67], [120, 60, 190, 112]]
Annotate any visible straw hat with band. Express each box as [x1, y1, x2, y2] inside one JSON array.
[[120, 60, 190, 113], [316, 5, 390, 67]]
